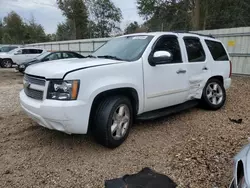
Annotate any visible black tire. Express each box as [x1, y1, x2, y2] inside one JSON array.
[[1, 59, 13, 68], [92, 96, 133, 148], [201, 78, 226, 110]]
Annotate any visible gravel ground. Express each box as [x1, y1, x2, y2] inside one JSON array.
[[0, 68, 250, 188]]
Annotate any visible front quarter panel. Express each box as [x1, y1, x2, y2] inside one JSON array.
[[64, 60, 144, 114]]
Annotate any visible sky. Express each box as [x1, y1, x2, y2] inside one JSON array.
[[0, 0, 144, 34]]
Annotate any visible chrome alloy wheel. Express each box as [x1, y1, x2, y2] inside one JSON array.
[[111, 104, 130, 140], [206, 82, 224, 105]]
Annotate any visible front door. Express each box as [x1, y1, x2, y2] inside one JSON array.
[[12, 49, 28, 64], [143, 35, 189, 112]]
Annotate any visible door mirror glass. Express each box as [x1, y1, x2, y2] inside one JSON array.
[[153, 51, 173, 65]]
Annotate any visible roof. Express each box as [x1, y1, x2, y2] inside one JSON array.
[[122, 31, 215, 39]]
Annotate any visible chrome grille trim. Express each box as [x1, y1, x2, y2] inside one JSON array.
[[24, 74, 46, 86], [24, 87, 44, 100]]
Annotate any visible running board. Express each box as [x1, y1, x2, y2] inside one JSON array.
[[137, 100, 199, 121]]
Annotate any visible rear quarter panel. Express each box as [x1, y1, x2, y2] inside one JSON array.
[[206, 39, 231, 79]]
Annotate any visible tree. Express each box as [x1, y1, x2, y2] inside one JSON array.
[[137, 0, 191, 31], [24, 15, 47, 43], [57, 0, 89, 39], [137, 0, 250, 31], [56, 19, 75, 40], [88, 0, 122, 38], [0, 19, 3, 43], [124, 21, 140, 34], [2, 11, 25, 44]]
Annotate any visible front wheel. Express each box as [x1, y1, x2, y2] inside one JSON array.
[[1, 59, 13, 68], [92, 96, 133, 148], [201, 78, 226, 110]]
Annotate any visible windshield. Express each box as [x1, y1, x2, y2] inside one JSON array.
[[7, 48, 19, 54], [0, 46, 17, 52], [92, 35, 154, 61], [35, 52, 51, 60]]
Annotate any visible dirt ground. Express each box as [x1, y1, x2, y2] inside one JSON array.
[[0, 68, 250, 188]]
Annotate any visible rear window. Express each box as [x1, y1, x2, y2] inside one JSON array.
[[205, 40, 229, 61]]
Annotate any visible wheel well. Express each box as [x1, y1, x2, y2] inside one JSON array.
[[88, 88, 139, 131], [2, 58, 13, 61], [237, 160, 244, 185], [209, 76, 224, 85]]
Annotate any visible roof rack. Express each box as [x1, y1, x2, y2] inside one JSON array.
[[172, 30, 215, 38]]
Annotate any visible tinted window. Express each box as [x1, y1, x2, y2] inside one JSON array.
[[205, 40, 229, 61], [62, 52, 75, 58], [45, 52, 61, 61], [29, 49, 43, 54], [22, 49, 31, 54], [153, 36, 182, 63], [184, 38, 206, 62], [0, 46, 18, 52]]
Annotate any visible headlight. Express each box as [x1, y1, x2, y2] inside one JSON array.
[[47, 80, 80, 100]]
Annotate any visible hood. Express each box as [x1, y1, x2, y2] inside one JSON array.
[[25, 58, 122, 79], [23, 59, 40, 65], [0, 52, 9, 57]]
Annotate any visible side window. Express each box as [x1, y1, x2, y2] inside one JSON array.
[[47, 52, 61, 61], [29, 49, 43, 54], [22, 49, 31, 54], [184, 38, 206, 62], [62, 52, 75, 58], [37, 49, 43, 54], [205, 40, 229, 61], [153, 36, 182, 63]]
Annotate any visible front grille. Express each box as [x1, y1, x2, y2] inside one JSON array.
[[24, 87, 44, 100], [24, 74, 46, 86], [24, 74, 45, 100]]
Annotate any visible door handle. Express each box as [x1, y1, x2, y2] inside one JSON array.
[[176, 69, 187, 74], [202, 67, 208, 71]]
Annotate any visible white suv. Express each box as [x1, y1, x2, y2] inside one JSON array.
[[0, 47, 46, 68], [20, 32, 232, 148]]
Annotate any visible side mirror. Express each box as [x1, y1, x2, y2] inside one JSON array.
[[151, 51, 173, 65], [14, 52, 22, 55]]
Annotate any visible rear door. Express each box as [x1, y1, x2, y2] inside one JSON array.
[[183, 36, 211, 99]]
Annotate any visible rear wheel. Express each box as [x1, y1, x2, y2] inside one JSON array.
[[92, 96, 133, 148], [1, 59, 13, 68], [201, 78, 226, 110]]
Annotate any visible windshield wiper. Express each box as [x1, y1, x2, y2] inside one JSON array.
[[97, 55, 124, 61]]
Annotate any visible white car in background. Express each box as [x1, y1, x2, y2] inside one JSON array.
[[0, 47, 46, 68]]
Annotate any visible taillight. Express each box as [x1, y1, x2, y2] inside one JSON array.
[[229, 60, 232, 78]]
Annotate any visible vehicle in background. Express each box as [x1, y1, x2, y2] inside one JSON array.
[[16, 51, 85, 73], [0, 47, 46, 68], [229, 143, 250, 188], [0, 45, 19, 54], [20, 32, 232, 148]]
